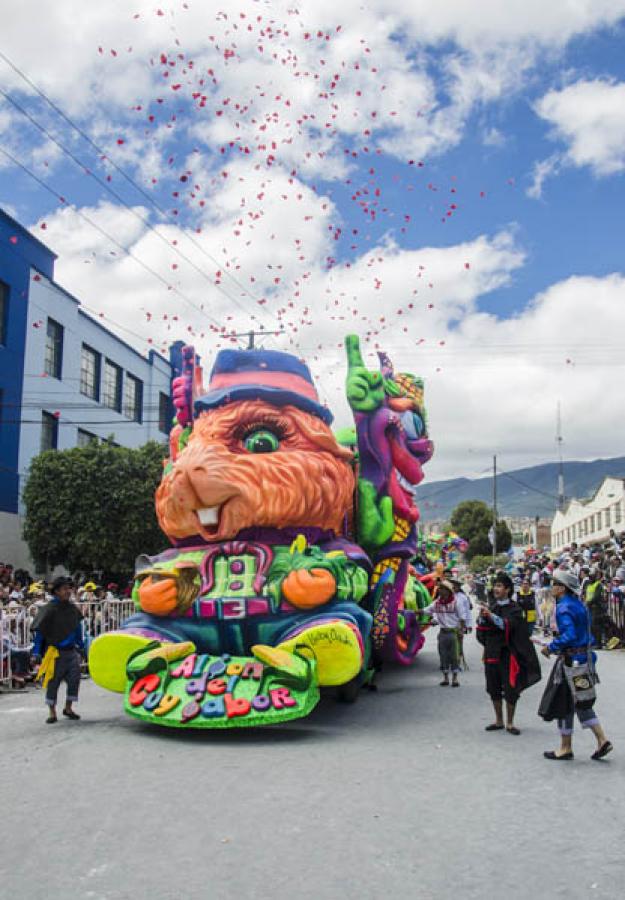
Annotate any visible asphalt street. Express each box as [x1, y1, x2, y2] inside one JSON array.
[[2, 630, 624, 900]]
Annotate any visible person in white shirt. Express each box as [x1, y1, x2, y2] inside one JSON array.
[[453, 578, 473, 631], [570, 557, 581, 578], [530, 569, 541, 591], [421, 580, 466, 687], [453, 577, 474, 669]]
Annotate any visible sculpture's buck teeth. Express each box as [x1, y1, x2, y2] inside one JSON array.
[[197, 507, 219, 526]]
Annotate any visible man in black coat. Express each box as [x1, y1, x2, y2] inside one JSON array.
[[476, 572, 541, 735], [32, 577, 84, 724]]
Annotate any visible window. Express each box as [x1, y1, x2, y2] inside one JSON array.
[[77, 429, 98, 448], [158, 392, 170, 434], [123, 373, 143, 422], [80, 345, 101, 400], [44, 318, 63, 379], [605, 508, 611, 528], [41, 411, 58, 452], [616, 503, 622, 525], [0, 280, 7, 345], [102, 360, 122, 412]]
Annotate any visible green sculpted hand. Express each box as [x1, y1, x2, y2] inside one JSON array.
[[357, 479, 395, 550], [345, 334, 385, 411]]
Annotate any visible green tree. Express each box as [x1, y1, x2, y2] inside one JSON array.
[[469, 554, 511, 574], [23, 440, 168, 580], [449, 500, 512, 562]]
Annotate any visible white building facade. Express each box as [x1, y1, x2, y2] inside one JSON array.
[[21, 272, 173, 466], [551, 476, 625, 551]]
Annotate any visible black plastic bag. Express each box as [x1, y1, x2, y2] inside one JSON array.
[[538, 657, 574, 722]]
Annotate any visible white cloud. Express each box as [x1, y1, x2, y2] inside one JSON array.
[[2, 0, 624, 185], [482, 127, 506, 148], [526, 153, 562, 199], [535, 79, 625, 176], [7, 3, 625, 486], [385, 0, 625, 47], [31, 186, 625, 482]]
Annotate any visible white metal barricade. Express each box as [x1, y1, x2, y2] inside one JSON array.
[[76, 599, 136, 648], [23, 599, 136, 641], [1, 598, 137, 688], [0, 606, 33, 688], [608, 593, 625, 642], [0, 611, 12, 687]]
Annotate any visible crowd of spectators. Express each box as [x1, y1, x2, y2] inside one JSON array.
[[1, 561, 132, 689], [469, 529, 625, 648], [4, 530, 624, 691]]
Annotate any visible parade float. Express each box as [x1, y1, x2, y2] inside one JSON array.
[[89, 335, 434, 728], [418, 530, 469, 571]]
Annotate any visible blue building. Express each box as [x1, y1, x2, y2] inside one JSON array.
[[0, 208, 180, 569]]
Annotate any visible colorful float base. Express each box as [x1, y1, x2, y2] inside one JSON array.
[[124, 646, 320, 729]]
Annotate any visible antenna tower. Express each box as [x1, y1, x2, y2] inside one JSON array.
[[556, 402, 565, 511]]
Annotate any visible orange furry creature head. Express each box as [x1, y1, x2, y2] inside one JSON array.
[[156, 400, 355, 543]]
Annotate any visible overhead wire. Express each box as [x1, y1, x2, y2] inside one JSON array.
[[0, 84, 278, 329], [0, 145, 230, 331], [498, 469, 559, 501], [0, 49, 283, 328], [1, 218, 196, 355]]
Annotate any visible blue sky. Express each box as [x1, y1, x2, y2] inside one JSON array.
[[2, 1, 625, 481]]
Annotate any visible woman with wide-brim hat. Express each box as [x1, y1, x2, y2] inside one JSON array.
[[539, 568, 613, 761]]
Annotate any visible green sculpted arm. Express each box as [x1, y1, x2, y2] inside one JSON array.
[[345, 334, 385, 412], [357, 479, 395, 551]]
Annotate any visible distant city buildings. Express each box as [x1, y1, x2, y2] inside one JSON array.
[[420, 515, 552, 553], [503, 516, 552, 550], [0, 208, 185, 567], [551, 476, 625, 550]]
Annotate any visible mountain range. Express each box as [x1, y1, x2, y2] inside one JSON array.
[[417, 456, 625, 522]]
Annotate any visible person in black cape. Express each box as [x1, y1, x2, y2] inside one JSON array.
[[32, 576, 85, 724], [476, 571, 541, 735]]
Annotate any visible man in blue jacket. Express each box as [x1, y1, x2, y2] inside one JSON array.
[[540, 569, 612, 761]]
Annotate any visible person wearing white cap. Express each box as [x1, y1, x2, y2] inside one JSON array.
[[539, 569, 613, 761], [421, 580, 465, 687]]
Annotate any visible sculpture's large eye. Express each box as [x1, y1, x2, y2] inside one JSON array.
[[401, 410, 425, 440], [411, 412, 425, 438], [243, 429, 280, 453]]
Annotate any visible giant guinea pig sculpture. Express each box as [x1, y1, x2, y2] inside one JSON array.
[[89, 347, 373, 695]]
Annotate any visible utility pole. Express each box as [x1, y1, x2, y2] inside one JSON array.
[[492, 454, 498, 565], [556, 401, 565, 511], [228, 327, 285, 350]]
